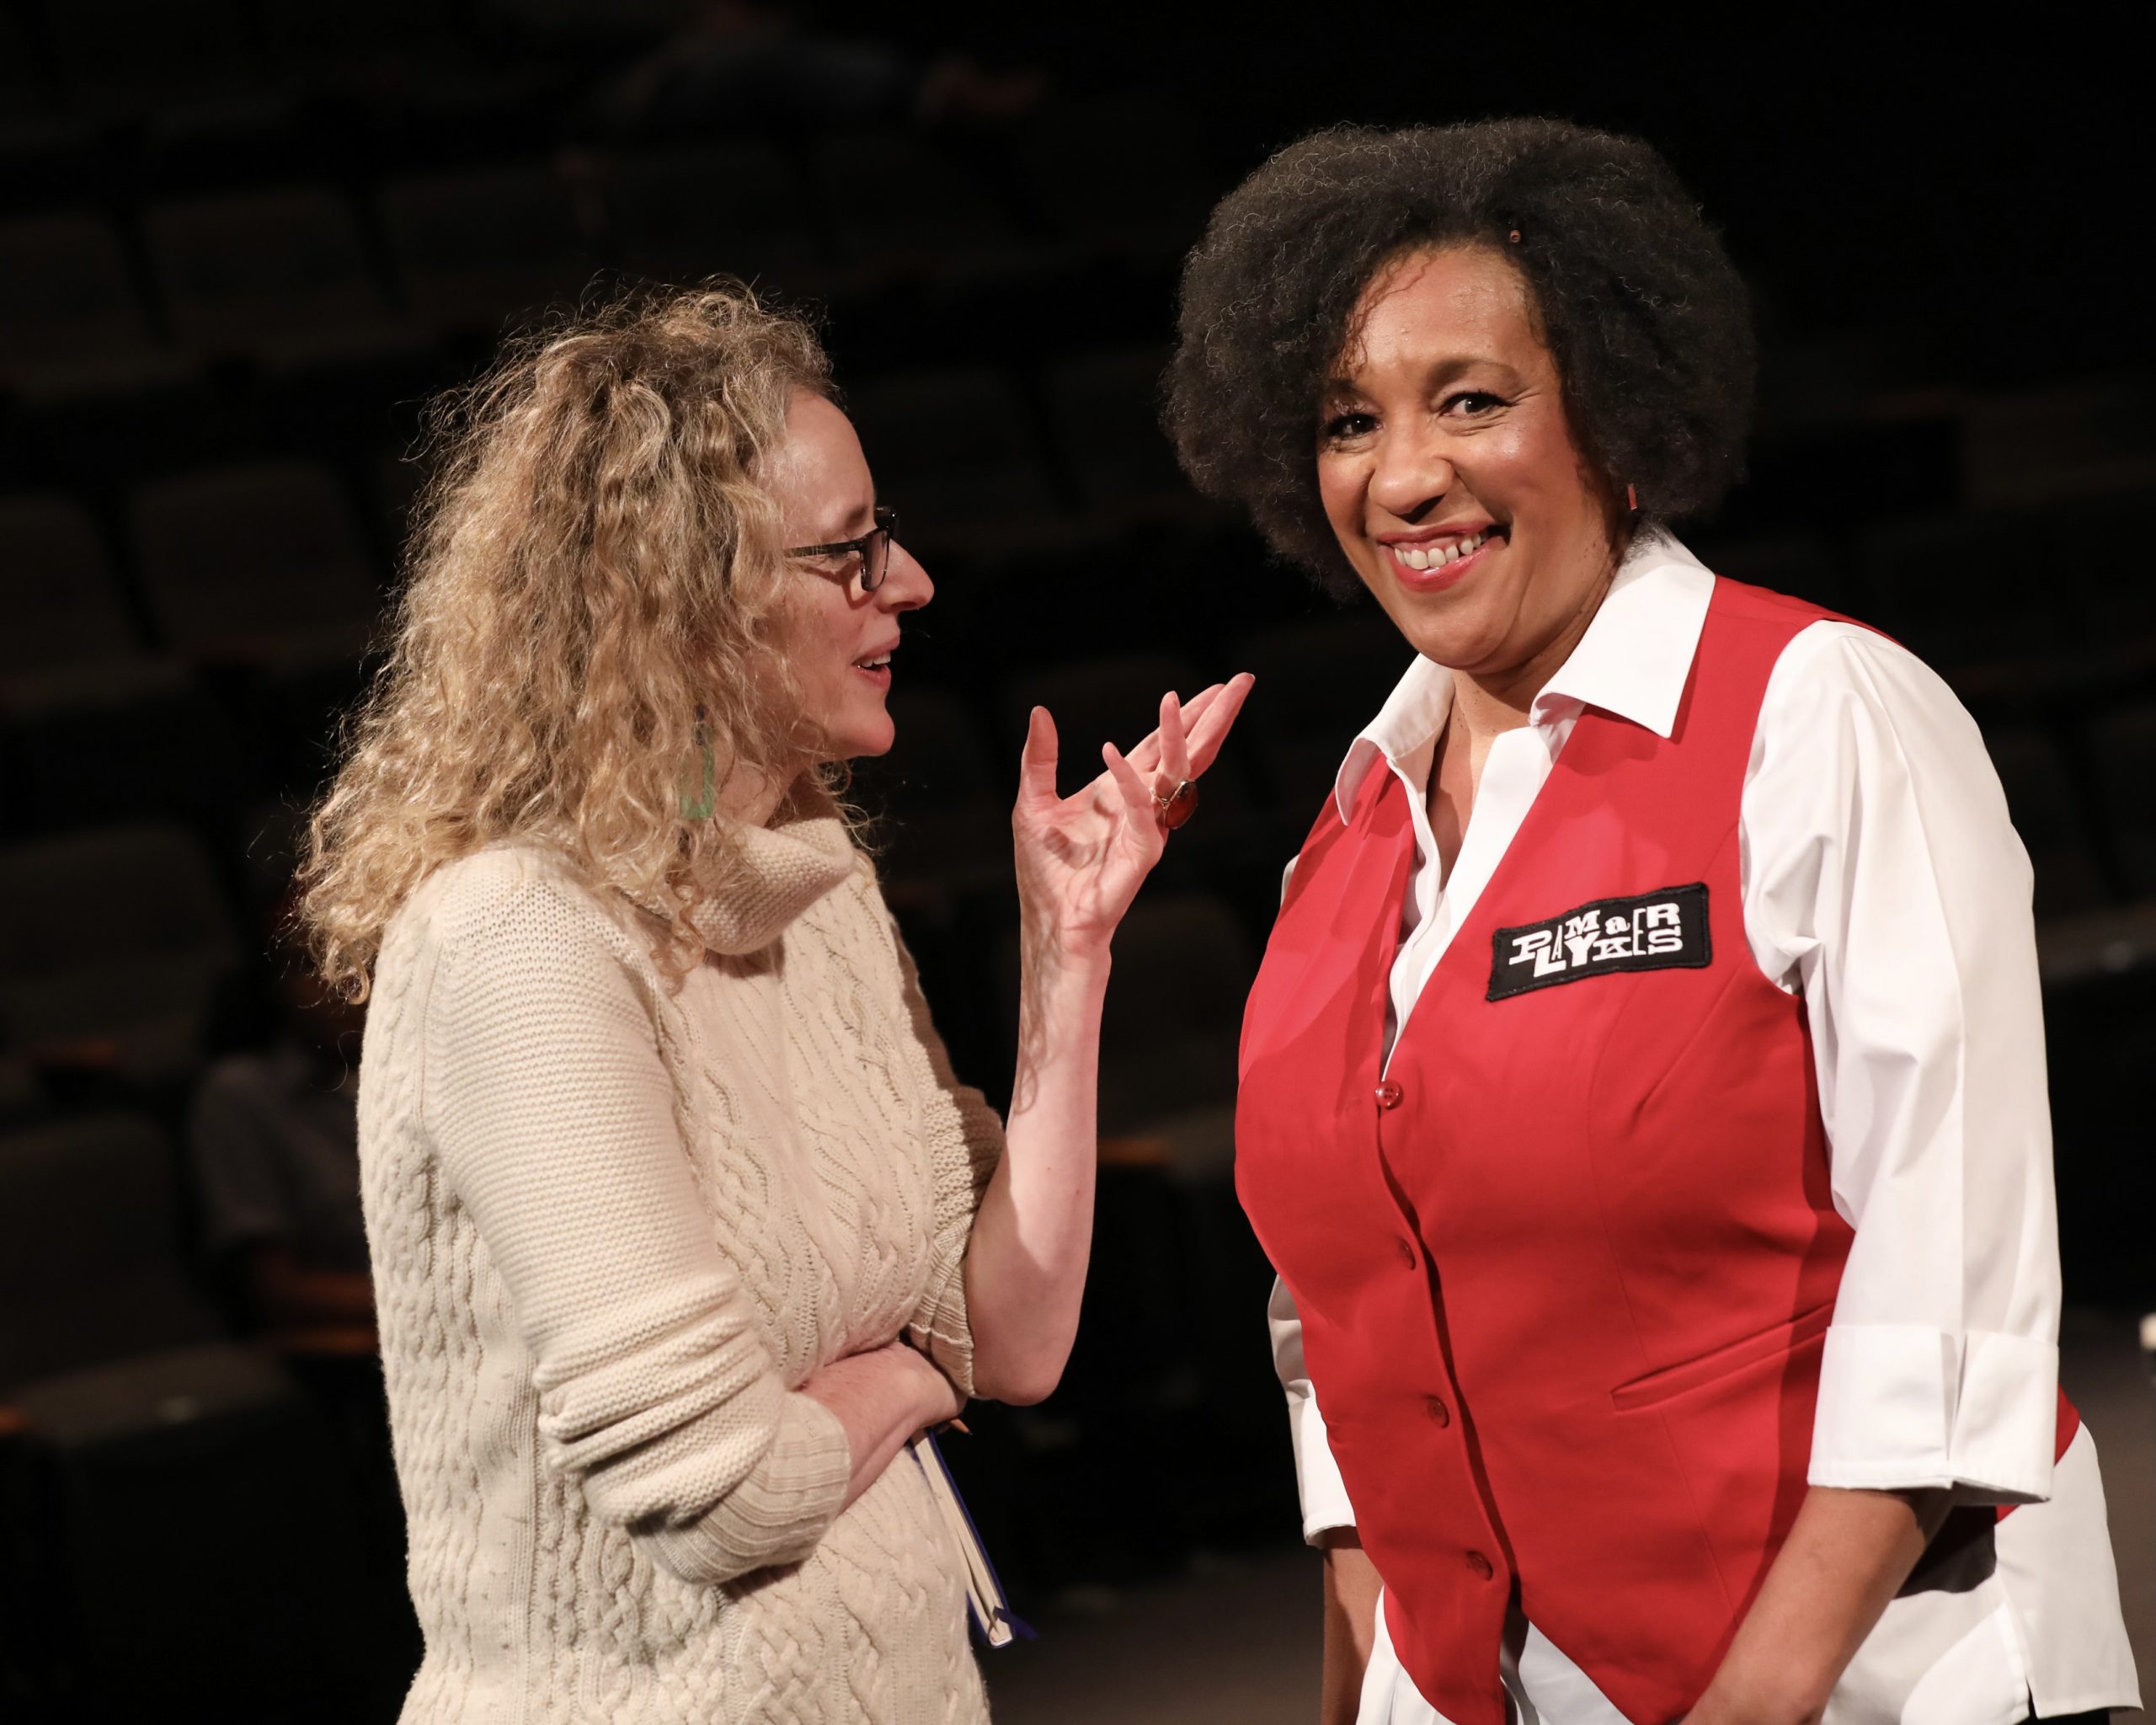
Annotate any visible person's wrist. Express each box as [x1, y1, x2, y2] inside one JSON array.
[[905, 1347, 961, 1429], [1017, 916, 1113, 987], [1685, 1663, 1828, 1725]]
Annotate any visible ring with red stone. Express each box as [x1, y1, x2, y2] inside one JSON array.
[[1154, 779, 1199, 831]]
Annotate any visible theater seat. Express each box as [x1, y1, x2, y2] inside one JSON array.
[[144, 187, 411, 366], [2058, 488, 2156, 644], [1043, 346, 1193, 518], [0, 825, 243, 1086], [0, 214, 180, 397], [0, 672, 255, 842], [130, 462, 383, 665], [380, 161, 598, 335], [0, 1114, 221, 1386], [0, 496, 148, 688], [1096, 890, 1258, 1169], [1860, 512, 2074, 672], [1694, 532, 1865, 617], [1984, 725, 2109, 920], [0, 1114, 381, 1714], [0, 497, 249, 838], [43, 0, 264, 120], [603, 143, 826, 291], [845, 369, 1059, 546], [254, 0, 471, 75], [857, 686, 1009, 902], [2089, 703, 2156, 897], [1231, 611, 1415, 820], [814, 132, 1017, 277], [1015, 98, 1220, 261]]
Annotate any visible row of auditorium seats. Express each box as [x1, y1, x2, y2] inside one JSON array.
[[4, 605, 2153, 916], [6, 467, 2153, 905], [871, 668, 2156, 916], [4, 10, 2148, 1710], [0, 0, 893, 129], [5, 0, 488, 115], [2, 21, 1288, 1703], [6, 439, 2153, 676], [3, 621, 2153, 1135], [1, 336, 1191, 510], [0, 128, 1209, 388], [0, 1108, 433, 1717], [0, 868, 1288, 1681]]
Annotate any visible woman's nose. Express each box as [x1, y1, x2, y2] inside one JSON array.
[[1369, 431, 1454, 521], [881, 541, 933, 611]]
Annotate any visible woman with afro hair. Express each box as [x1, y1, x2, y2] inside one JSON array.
[[1175, 120, 2137, 1725]]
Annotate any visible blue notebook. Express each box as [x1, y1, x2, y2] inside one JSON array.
[[906, 1429, 1033, 1648]]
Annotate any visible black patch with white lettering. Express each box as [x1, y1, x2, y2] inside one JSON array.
[[1486, 883, 1711, 1001]]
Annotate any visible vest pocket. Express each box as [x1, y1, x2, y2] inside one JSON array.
[[1608, 1299, 1836, 1610], [1609, 1300, 1835, 1413]]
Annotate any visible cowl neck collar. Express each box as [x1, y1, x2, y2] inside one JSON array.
[[686, 809, 856, 955]]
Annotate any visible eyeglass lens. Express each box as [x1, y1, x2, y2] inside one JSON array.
[[862, 506, 898, 591]]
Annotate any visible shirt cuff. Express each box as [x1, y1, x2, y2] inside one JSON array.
[[1289, 1383, 1358, 1542], [1807, 1323, 2058, 1504]]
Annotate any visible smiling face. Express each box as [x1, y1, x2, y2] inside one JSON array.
[[1316, 244, 1624, 697], [766, 391, 932, 763]]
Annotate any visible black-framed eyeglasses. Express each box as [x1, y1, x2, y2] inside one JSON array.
[[787, 505, 899, 593]]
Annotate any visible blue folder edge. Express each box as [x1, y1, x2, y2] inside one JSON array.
[[910, 1428, 1038, 1648]]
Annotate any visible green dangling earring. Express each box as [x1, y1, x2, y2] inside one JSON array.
[[680, 718, 716, 820]]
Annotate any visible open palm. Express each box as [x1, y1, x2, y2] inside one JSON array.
[[1011, 673, 1255, 959]]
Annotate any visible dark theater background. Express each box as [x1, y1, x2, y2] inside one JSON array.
[[1, 5, 2150, 1720]]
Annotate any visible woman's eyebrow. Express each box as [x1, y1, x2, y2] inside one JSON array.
[[1411, 355, 1509, 390], [813, 497, 877, 542], [1323, 355, 1518, 402]]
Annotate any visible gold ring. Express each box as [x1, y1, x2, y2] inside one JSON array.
[[1155, 779, 1199, 831]]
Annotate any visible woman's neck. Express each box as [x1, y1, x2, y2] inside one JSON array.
[[718, 763, 803, 829], [1450, 556, 1619, 745]]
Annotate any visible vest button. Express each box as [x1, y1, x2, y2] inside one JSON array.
[[1465, 1550, 1494, 1581], [1374, 1081, 1403, 1109], [1395, 1238, 1417, 1268], [1424, 1396, 1451, 1429]]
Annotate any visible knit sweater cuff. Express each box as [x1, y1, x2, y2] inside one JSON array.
[[909, 1236, 974, 1397], [648, 1391, 852, 1584]]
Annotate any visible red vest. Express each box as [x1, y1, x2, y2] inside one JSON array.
[[1238, 579, 1934, 1724]]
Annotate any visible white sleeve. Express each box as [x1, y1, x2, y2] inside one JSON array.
[[1266, 848, 1357, 1540], [1743, 621, 2061, 1504], [1269, 1276, 1358, 1541]]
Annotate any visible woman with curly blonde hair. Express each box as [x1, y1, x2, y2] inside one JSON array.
[[300, 282, 1250, 1724]]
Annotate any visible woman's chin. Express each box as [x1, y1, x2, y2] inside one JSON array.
[[1388, 613, 1506, 673], [830, 720, 897, 761]]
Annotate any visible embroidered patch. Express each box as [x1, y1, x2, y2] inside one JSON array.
[[1487, 883, 1711, 1001]]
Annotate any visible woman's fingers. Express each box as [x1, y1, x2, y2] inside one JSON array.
[[1124, 682, 1223, 776], [1091, 673, 1252, 793], [1182, 671, 1256, 776], [1158, 690, 1193, 787], [1100, 740, 1160, 830], [1017, 705, 1059, 811]]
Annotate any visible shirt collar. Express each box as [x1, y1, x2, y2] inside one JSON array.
[[1332, 527, 1716, 823]]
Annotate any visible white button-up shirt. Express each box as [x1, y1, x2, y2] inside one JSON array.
[[1268, 531, 2139, 1725]]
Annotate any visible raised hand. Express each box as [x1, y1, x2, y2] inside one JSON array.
[[1011, 672, 1255, 964], [965, 672, 1256, 1405]]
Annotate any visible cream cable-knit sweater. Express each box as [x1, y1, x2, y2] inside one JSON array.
[[357, 812, 1005, 1724]]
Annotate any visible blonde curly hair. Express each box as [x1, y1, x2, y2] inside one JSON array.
[[299, 281, 844, 1000]]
